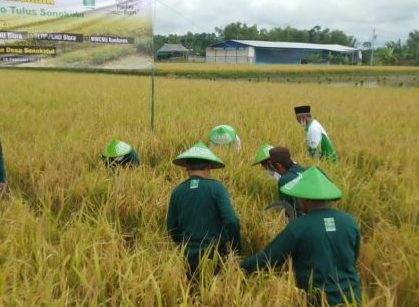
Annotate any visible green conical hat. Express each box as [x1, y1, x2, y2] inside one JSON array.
[[173, 141, 225, 169], [252, 143, 274, 166], [280, 166, 342, 200], [209, 125, 237, 145], [102, 139, 133, 158]]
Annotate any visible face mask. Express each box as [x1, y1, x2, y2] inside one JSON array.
[[266, 169, 281, 181], [299, 118, 307, 127]]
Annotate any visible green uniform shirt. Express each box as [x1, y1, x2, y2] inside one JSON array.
[[240, 208, 360, 305], [278, 164, 305, 213], [167, 175, 241, 264], [305, 119, 338, 162], [0, 139, 6, 183]]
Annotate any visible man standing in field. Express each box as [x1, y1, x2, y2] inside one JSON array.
[[0, 138, 7, 197], [240, 167, 361, 306], [295, 105, 338, 162], [167, 141, 241, 277]]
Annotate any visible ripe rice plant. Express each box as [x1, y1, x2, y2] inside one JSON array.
[[156, 63, 419, 74], [155, 63, 419, 80], [0, 69, 418, 306]]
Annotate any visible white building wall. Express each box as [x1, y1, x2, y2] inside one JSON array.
[[206, 47, 255, 64]]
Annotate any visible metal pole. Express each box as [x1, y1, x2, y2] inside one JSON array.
[[150, 68, 155, 130], [150, 0, 156, 130], [370, 28, 376, 66]]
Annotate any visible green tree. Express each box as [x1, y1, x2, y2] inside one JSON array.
[[181, 32, 218, 56], [319, 28, 331, 44], [215, 22, 259, 40], [308, 25, 321, 43], [328, 53, 347, 64], [375, 47, 397, 65], [154, 32, 219, 57], [405, 30, 419, 64], [330, 30, 357, 46], [386, 40, 408, 64], [302, 53, 324, 64]]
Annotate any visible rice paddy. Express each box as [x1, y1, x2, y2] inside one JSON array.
[[0, 67, 418, 306]]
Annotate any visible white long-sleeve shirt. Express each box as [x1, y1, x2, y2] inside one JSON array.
[[305, 119, 338, 162]]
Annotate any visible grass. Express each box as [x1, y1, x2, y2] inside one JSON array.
[[155, 63, 419, 74], [0, 68, 418, 306], [151, 64, 419, 88], [56, 45, 138, 67], [7, 64, 419, 88], [153, 63, 419, 81]]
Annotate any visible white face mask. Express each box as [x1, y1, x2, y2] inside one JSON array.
[[299, 119, 307, 127], [266, 169, 281, 181]]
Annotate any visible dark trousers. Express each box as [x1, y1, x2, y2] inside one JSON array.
[[186, 245, 227, 280]]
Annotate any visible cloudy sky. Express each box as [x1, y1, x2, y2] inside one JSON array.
[[153, 0, 419, 46]]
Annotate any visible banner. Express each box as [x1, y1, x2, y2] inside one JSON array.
[[0, 0, 153, 70]]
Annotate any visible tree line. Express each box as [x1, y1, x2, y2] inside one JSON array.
[[154, 22, 419, 65], [365, 31, 419, 65]]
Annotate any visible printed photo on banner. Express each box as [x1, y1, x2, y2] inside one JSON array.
[[0, 0, 153, 70]]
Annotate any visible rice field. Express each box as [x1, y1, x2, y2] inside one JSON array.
[[153, 64, 419, 87], [0, 68, 418, 306], [155, 63, 419, 75]]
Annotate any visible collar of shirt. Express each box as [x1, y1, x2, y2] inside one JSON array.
[[189, 175, 207, 180]]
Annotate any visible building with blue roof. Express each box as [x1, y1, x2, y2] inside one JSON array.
[[206, 40, 361, 64]]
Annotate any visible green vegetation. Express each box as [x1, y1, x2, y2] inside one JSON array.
[[370, 31, 419, 65], [57, 45, 137, 67], [151, 64, 419, 87]]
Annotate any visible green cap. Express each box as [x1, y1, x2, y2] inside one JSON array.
[[252, 143, 274, 166], [102, 139, 133, 158], [173, 141, 225, 169], [208, 125, 237, 145], [280, 166, 342, 200]]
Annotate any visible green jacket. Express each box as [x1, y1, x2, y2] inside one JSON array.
[[167, 175, 241, 263], [0, 139, 6, 183], [278, 164, 305, 213], [240, 208, 361, 305]]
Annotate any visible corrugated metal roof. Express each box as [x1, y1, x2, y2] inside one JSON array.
[[157, 43, 189, 53], [215, 40, 358, 53]]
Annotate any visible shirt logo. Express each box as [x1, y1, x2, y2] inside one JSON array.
[[190, 179, 199, 189], [324, 218, 336, 232]]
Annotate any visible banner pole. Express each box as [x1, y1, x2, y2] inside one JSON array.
[[150, 0, 156, 131], [150, 67, 155, 130]]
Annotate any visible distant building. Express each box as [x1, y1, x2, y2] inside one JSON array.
[[206, 40, 361, 64], [156, 43, 190, 61]]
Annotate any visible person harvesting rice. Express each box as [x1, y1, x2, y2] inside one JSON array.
[[241, 167, 361, 306], [167, 141, 241, 277], [295, 105, 338, 162]]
